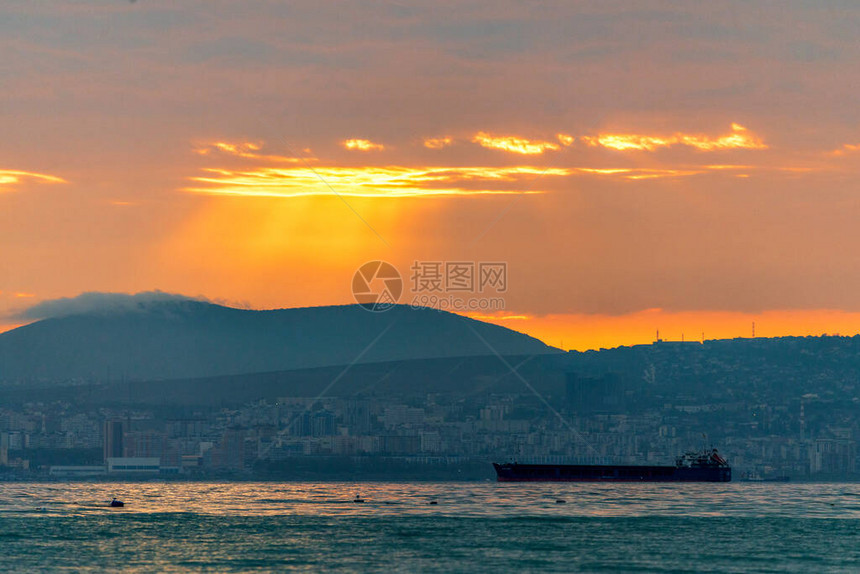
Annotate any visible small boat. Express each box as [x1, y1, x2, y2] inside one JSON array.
[[353, 494, 365, 503], [110, 498, 125, 507]]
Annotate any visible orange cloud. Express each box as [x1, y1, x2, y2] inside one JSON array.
[[185, 165, 565, 198], [187, 158, 802, 200], [472, 132, 561, 154], [423, 137, 453, 150], [342, 139, 385, 152], [678, 123, 766, 151], [831, 143, 860, 157], [581, 134, 676, 151], [569, 164, 813, 180], [194, 141, 262, 157], [582, 123, 767, 152], [193, 141, 306, 163], [703, 164, 755, 170], [186, 132, 805, 202], [570, 167, 703, 179], [557, 134, 575, 146], [0, 169, 66, 192]]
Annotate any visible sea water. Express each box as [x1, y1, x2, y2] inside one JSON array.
[[1, 481, 859, 572]]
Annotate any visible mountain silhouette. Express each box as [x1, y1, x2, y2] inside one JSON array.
[[0, 300, 559, 382]]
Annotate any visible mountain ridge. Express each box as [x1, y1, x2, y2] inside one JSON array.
[[0, 300, 560, 382]]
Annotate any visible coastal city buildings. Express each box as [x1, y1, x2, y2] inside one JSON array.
[[0, 389, 856, 479]]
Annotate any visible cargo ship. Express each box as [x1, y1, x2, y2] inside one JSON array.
[[493, 448, 731, 482]]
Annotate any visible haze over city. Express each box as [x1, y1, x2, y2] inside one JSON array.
[[3, 2, 860, 350]]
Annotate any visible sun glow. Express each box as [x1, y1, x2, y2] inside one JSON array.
[[186, 160, 811, 199], [581, 134, 676, 151], [185, 166, 570, 198], [156, 195, 426, 310]]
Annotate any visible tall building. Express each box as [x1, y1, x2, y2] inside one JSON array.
[[566, 372, 625, 414], [211, 428, 245, 470], [291, 411, 337, 437], [124, 431, 166, 459], [0, 432, 8, 466], [103, 420, 124, 461]]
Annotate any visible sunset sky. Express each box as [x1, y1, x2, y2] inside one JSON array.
[[3, 1, 860, 350]]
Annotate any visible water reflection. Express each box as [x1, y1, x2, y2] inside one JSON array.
[[1, 481, 859, 519]]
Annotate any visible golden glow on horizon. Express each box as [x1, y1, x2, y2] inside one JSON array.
[[465, 312, 532, 321], [185, 165, 567, 198], [8, 296, 860, 356], [471, 309, 860, 352], [0, 169, 66, 191], [471, 132, 561, 154], [583, 123, 767, 152], [342, 139, 385, 152], [423, 137, 453, 149], [0, 323, 26, 335]]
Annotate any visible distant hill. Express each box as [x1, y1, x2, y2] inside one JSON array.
[[567, 335, 860, 406], [0, 354, 569, 408], [0, 300, 559, 382]]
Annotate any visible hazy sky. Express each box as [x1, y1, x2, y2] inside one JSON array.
[[2, 1, 860, 349]]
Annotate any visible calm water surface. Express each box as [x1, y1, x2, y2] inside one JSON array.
[[2, 481, 859, 572]]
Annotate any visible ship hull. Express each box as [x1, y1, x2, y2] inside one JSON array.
[[493, 463, 731, 482]]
